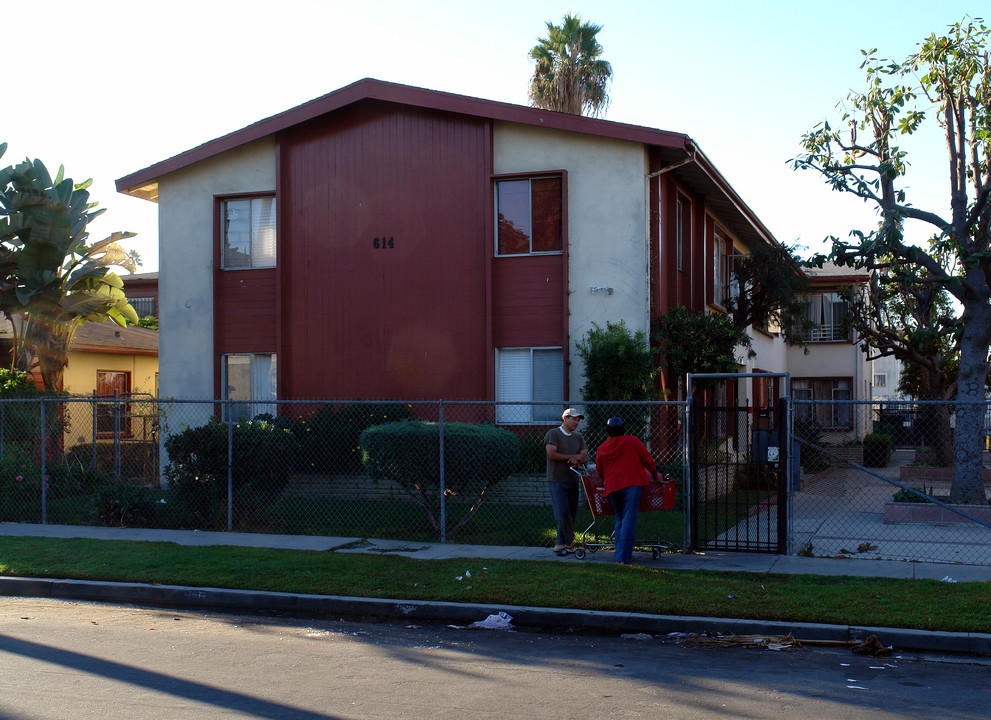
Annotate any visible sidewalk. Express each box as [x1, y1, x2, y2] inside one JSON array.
[[1, 522, 989, 656]]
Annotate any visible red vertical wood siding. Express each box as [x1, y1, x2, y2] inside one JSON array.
[[278, 101, 489, 400], [692, 199, 706, 309], [491, 255, 565, 347], [214, 269, 278, 353]]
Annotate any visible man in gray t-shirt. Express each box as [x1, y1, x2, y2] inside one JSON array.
[[544, 408, 588, 554]]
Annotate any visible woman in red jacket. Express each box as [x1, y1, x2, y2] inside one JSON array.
[[594, 416, 659, 563]]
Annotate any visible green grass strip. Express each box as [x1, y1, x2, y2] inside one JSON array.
[[0, 537, 988, 633]]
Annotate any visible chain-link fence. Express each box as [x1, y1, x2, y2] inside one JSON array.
[[792, 399, 991, 566], [4, 395, 990, 565], [0, 397, 687, 549]]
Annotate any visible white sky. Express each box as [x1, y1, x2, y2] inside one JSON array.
[[2, 0, 982, 273]]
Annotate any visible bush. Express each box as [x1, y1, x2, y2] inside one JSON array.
[[293, 402, 412, 473], [91, 483, 159, 527], [0, 446, 42, 521], [893, 485, 935, 503], [576, 322, 656, 444], [794, 418, 828, 472], [0, 368, 69, 452], [515, 430, 550, 475], [360, 421, 520, 537], [164, 417, 296, 529], [863, 433, 893, 467]]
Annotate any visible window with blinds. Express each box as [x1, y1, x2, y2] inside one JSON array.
[[222, 196, 276, 269], [130, 297, 156, 318], [495, 347, 564, 423], [223, 353, 277, 421]]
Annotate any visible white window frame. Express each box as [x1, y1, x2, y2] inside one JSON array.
[[714, 232, 735, 307], [495, 347, 564, 424], [874, 373, 887, 388], [221, 196, 277, 269], [793, 377, 853, 429], [222, 353, 277, 421], [799, 292, 849, 342]]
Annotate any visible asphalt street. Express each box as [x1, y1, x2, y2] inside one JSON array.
[[2, 523, 990, 657], [1, 598, 990, 720]]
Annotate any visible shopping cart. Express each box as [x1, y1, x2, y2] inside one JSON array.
[[571, 464, 676, 560]]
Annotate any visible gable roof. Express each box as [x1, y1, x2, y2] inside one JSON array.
[[70, 321, 158, 355], [116, 77, 781, 251], [804, 262, 870, 286], [0, 318, 158, 357]]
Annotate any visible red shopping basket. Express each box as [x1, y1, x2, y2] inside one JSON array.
[[577, 467, 675, 516], [640, 475, 676, 511]]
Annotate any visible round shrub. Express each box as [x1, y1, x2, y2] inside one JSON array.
[[863, 433, 893, 467], [360, 421, 520, 535], [164, 417, 296, 528]]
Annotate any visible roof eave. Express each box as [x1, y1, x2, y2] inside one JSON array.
[[115, 78, 692, 197]]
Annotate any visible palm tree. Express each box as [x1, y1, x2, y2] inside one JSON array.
[[528, 14, 613, 117]]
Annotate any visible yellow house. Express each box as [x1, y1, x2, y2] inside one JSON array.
[[63, 320, 159, 450]]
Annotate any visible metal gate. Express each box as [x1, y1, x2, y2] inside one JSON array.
[[687, 373, 789, 553]]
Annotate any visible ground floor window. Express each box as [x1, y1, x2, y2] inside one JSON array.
[[495, 347, 563, 424], [223, 353, 277, 421], [793, 378, 852, 429]]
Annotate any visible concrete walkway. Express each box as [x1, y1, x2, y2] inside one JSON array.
[[788, 450, 991, 566], [1, 521, 989, 657], [3, 521, 990, 580]]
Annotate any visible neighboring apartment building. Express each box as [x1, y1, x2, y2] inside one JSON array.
[[114, 78, 840, 420], [123, 272, 159, 320], [787, 263, 871, 438]]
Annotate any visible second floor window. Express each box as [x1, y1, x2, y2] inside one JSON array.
[[713, 233, 731, 306], [676, 196, 689, 271], [222, 196, 276, 269], [496, 176, 562, 256], [130, 297, 156, 318], [797, 292, 850, 342]]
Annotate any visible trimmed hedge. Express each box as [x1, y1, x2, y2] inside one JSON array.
[[360, 420, 520, 536], [863, 433, 893, 467], [163, 417, 295, 529]]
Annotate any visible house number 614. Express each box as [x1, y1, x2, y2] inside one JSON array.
[[373, 237, 395, 249]]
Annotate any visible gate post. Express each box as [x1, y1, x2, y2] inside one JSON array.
[[687, 397, 699, 552], [776, 397, 789, 554]]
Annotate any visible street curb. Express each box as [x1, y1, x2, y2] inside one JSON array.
[[1, 576, 986, 656]]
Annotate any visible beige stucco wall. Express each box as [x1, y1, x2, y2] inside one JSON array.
[[493, 122, 649, 401], [157, 138, 277, 418], [62, 350, 159, 447], [787, 339, 870, 405]]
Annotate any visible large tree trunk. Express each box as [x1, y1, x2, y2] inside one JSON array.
[[951, 299, 991, 504]]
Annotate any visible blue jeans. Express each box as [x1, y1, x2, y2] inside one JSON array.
[[608, 485, 643, 563], [549, 481, 579, 547]]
